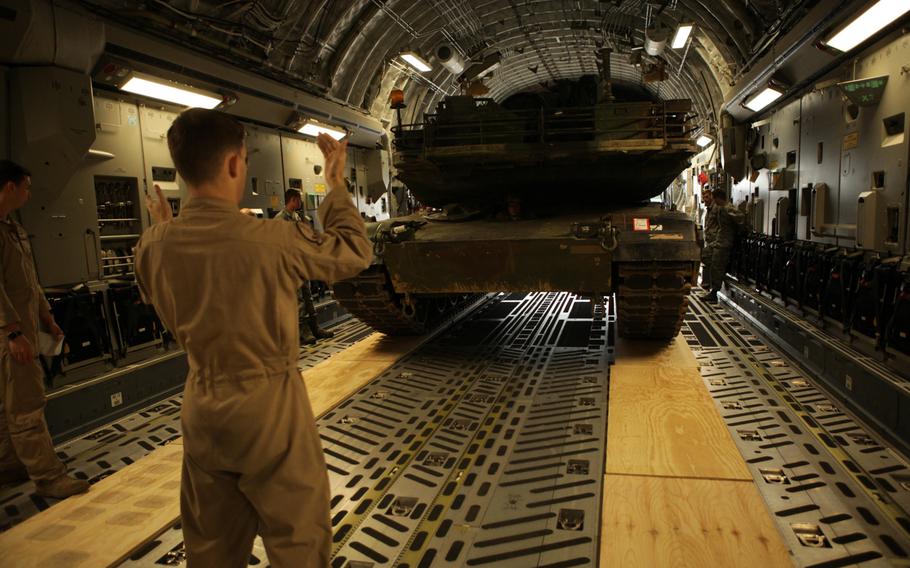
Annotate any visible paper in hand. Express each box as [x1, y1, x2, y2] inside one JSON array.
[[38, 332, 64, 357]]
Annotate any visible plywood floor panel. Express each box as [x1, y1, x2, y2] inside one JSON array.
[[606, 358, 750, 481], [614, 335, 699, 368], [601, 474, 793, 568], [0, 444, 183, 567]]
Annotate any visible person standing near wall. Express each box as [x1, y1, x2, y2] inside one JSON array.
[[136, 109, 371, 567], [700, 187, 715, 291], [0, 160, 91, 498], [701, 188, 743, 302], [275, 189, 335, 345]]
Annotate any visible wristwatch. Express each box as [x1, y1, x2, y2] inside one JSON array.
[[7, 330, 23, 341]]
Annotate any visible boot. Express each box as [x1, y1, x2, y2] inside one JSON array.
[[300, 324, 317, 346], [307, 316, 334, 340], [0, 466, 29, 486], [700, 289, 719, 303], [35, 474, 90, 499]]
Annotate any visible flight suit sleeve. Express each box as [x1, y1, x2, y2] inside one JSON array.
[[134, 236, 152, 305], [0, 277, 22, 329], [37, 287, 51, 314], [285, 186, 372, 284], [0, 239, 22, 328]]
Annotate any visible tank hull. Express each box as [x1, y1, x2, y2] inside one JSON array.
[[335, 206, 699, 339], [378, 206, 697, 294]]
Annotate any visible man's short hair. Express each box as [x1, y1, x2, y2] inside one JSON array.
[[712, 189, 727, 200], [285, 189, 302, 204], [167, 109, 245, 186], [0, 160, 31, 189]]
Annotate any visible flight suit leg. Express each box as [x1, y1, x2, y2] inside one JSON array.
[[239, 375, 331, 568], [0, 394, 23, 471], [180, 452, 258, 568], [710, 246, 733, 292], [180, 371, 330, 568], [0, 349, 66, 481]]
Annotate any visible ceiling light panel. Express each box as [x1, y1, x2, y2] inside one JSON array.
[[744, 86, 784, 112], [400, 52, 432, 73], [120, 76, 222, 109], [299, 121, 346, 140], [671, 24, 694, 49], [826, 0, 910, 52]]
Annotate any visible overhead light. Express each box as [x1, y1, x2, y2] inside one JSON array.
[[298, 120, 346, 140], [696, 135, 713, 147], [400, 51, 432, 73], [671, 23, 694, 49], [120, 74, 223, 109], [824, 0, 910, 52], [743, 85, 784, 112]]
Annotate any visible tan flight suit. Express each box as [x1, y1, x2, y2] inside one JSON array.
[[135, 186, 371, 568], [0, 217, 67, 481]]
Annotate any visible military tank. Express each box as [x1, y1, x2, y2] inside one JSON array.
[[334, 78, 700, 339]]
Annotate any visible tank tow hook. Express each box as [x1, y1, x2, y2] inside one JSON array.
[[572, 219, 619, 252], [372, 220, 427, 256]]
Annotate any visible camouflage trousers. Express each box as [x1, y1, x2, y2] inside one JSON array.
[[709, 245, 733, 292], [701, 244, 714, 289]]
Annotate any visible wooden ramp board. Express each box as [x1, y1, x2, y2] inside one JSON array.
[[0, 443, 183, 568], [606, 363, 751, 481], [600, 474, 793, 568], [613, 335, 699, 368], [603, 336, 793, 568], [0, 332, 422, 567]]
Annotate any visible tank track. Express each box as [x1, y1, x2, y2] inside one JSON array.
[[616, 261, 697, 339], [332, 265, 478, 335]]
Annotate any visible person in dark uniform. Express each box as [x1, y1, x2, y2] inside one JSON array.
[[700, 187, 715, 290], [701, 189, 743, 302], [275, 189, 334, 345]]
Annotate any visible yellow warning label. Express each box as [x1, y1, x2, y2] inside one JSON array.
[[314, 183, 327, 194], [843, 131, 859, 150]]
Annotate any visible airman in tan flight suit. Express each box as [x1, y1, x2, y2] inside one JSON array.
[[135, 110, 371, 567], [0, 160, 91, 498]]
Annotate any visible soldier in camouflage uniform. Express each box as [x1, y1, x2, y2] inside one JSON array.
[[700, 188, 715, 290], [701, 189, 743, 302], [275, 189, 334, 344]]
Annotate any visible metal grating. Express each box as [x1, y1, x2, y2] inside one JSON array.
[[328, 292, 611, 568], [684, 294, 910, 567]]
